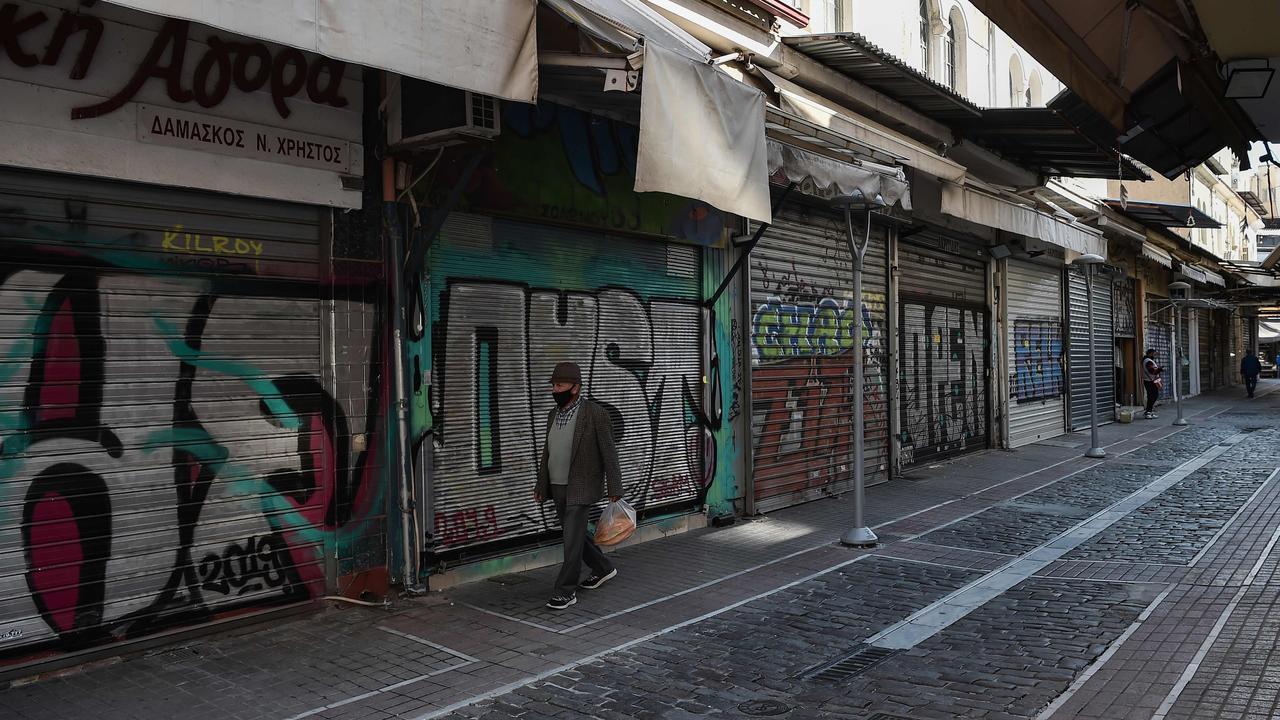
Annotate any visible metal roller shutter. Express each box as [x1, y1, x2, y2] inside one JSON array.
[[1068, 268, 1114, 430], [1145, 297, 1175, 402], [0, 168, 328, 653], [428, 214, 703, 552], [748, 205, 890, 513], [1197, 309, 1212, 391], [898, 236, 989, 466], [1005, 259, 1065, 448]]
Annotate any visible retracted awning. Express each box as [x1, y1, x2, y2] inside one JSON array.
[[543, 0, 771, 223], [1201, 268, 1227, 287], [767, 139, 911, 209], [104, 0, 539, 102], [1179, 265, 1210, 284], [1141, 242, 1174, 268], [757, 69, 966, 185], [941, 184, 1107, 257]]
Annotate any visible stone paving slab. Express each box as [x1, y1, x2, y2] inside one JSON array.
[[0, 386, 1270, 720]]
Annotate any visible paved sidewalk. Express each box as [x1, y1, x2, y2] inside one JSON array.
[[0, 383, 1275, 720]]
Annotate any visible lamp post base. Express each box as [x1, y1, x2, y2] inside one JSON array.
[[841, 527, 879, 548], [1173, 418, 1189, 426], [1085, 447, 1106, 459]]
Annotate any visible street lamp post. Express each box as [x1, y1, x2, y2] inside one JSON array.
[[1073, 254, 1106, 459], [1169, 281, 1191, 426], [833, 193, 882, 549]]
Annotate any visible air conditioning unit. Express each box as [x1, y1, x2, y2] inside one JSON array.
[[387, 77, 500, 150]]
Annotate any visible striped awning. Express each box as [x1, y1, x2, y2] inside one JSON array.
[[1141, 242, 1174, 268]]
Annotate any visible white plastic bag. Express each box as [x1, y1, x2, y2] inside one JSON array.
[[594, 499, 636, 546]]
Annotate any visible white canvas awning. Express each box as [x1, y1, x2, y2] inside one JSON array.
[[766, 139, 910, 209], [941, 185, 1107, 257], [1178, 265, 1209, 284], [1201, 268, 1227, 287], [104, 0, 540, 102], [758, 69, 967, 185], [1141, 242, 1174, 268]]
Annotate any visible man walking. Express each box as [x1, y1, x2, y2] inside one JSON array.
[[1142, 349, 1163, 419], [534, 362, 623, 610], [1241, 349, 1262, 398]]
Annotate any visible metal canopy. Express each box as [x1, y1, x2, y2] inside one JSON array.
[[1102, 199, 1223, 229], [1051, 65, 1243, 180], [954, 109, 1149, 180], [783, 33, 983, 123]]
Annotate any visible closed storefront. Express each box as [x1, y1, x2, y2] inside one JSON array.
[[749, 205, 890, 512], [898, 234, 989, 466], [1067, 267, 1114, 430], [0, 0, 383, 661], [1112, 276, 1138, 406], [1005, 258, 1065, 447], [1196, 309, 1212, 392], [427, 214, 705, 552], [0, 169, 387, 654]]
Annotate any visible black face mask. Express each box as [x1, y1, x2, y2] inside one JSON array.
[[553, 386, 577, 408]]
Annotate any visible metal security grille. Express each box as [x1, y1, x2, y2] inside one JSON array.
[[428, 214, 703, 552], [898, 236, 989, 466], [1005, 258, 1065, 448], [1067, 267, 1114, 430], [748, 205, 890, 513], [1145, 297, 1174, 401], [1112, 276, 1137, 337], [0, 168, 329, 654]]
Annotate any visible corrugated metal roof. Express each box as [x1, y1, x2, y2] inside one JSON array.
[[1103, 199, 1224, 229], [784, 33, 982, 122], [954, 109, 1149, 180], [784, 33, 1144, 180]]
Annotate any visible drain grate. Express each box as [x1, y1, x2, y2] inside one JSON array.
[[804, 644, 899, 682], [865, 714, 915, 720]]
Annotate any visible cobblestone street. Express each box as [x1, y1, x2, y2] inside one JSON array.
[[5, 385, 1280, 720]]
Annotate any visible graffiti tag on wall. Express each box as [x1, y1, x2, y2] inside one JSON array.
[[1011, 318, 1064, 402], [429, 283, 708, 550], [749, 291, 889, 496], [429, 102, 727, 247], [899, 303, 987, 466], [0, 203, 384, 655]]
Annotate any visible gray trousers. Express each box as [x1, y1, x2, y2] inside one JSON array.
[[551, 485, 614, 597]]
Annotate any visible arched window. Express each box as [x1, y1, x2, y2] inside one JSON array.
[[1009, 54, 1025, 108], [920, 0, 932, 74], [944, 24, 956, 90], [945, 7, 968, 95], [1028, 71, 1044, 106]]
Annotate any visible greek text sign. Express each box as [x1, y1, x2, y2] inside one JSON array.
[[139, 106, 351, 173]]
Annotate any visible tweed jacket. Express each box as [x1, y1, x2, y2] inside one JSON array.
[[535, 399, 624, 506]]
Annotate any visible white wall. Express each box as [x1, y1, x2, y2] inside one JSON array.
[[836, 0, 1063, 108]]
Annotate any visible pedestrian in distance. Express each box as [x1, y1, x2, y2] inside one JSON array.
[[1142, 349, 1163, 419], [1241, 349, 1262, 399], [534, 362, 624, 610]]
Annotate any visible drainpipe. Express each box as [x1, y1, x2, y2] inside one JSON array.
[[886, 225, 901, 478], [382, 79, 423, 594]]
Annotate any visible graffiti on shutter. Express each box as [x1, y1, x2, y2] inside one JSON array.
[[1012, 318, 1064, 402], [0, 192, 385, 653], [899, 303, 988, 466]]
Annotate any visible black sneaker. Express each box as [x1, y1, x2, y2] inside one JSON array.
[[579, 568, 618, 590], [546, 594, 576, 610]]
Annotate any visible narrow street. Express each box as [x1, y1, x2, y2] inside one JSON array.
[[3, 385, 1277, 720]]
